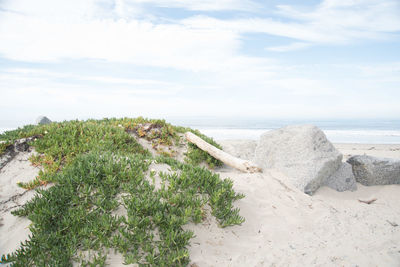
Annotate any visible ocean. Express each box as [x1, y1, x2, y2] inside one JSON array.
[[1, 118, 399, 144], [169, 118, 400, 144]]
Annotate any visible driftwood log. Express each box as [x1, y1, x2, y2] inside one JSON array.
[[358, 198, 377, 205], [185, 132, 262, 173]]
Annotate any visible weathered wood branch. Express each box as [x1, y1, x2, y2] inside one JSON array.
[[185, 132, 262, 173], [358, 198, 377, 205]]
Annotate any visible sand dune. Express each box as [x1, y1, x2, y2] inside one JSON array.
[[1, 143, 399, 266]]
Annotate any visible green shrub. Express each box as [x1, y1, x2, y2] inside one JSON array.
[[0, 118, 244, 266]]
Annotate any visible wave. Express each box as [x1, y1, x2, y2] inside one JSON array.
[[197, 128, 400, 144]]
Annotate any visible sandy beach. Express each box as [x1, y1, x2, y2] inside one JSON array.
[[1, 0, 399, 265], [334, 143, 400, 160], [1, 142, 400, 266]]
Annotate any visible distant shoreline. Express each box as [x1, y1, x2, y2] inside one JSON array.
[[2, 127, 400, 144], [217, 140, 400, 161], [204, 128, 400, 144], [2, 118, 400, 144]]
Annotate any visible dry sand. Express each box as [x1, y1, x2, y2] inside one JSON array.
[[1, 142, 400, 266], [0, 151, 42, 256], [335, 143, 400, 161], [187, 169, 400, 266]]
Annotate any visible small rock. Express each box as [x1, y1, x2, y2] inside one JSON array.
[[347, 155, 400, 186], [36, 116, 52, 125], [142, 123, 153, 132], [0, 137, 36, 170], [15, 138, 31, 152], [324, 162, 357, 192]]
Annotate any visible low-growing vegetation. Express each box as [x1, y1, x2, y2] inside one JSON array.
[[0, 118, 244, 266], [0, 141, 11, 156]]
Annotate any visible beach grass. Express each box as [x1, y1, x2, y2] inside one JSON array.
[[0, 118, 244, 266], [0, 141, 11, 156]]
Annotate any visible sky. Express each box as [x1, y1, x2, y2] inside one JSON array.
[[0, 0, 399, 127]]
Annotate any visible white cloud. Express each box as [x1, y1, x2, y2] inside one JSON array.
[[0, 0, 98, 22], [0, 11, 241, 71], [0, 0, 398, 71], [0, 0, 399, 121], [278, 0, 400, 38], [183, 0, 400, 45], [266, 42, 311, 52], [1, 61, 400, 120], [0, 67, 184, 97], [124, 0, 259, 11], [81, 76, 171, 86], [358, 62, 400, 75], [0, 0, 261, 72], [3, 68, 70, 78]]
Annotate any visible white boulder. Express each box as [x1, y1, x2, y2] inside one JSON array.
[[254, 125, 342, 195]]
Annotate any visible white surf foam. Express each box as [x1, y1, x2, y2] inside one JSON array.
[[197, 128, 400, 144]]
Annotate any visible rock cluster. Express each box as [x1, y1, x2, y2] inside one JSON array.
[[254, 124, 399, 194]]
